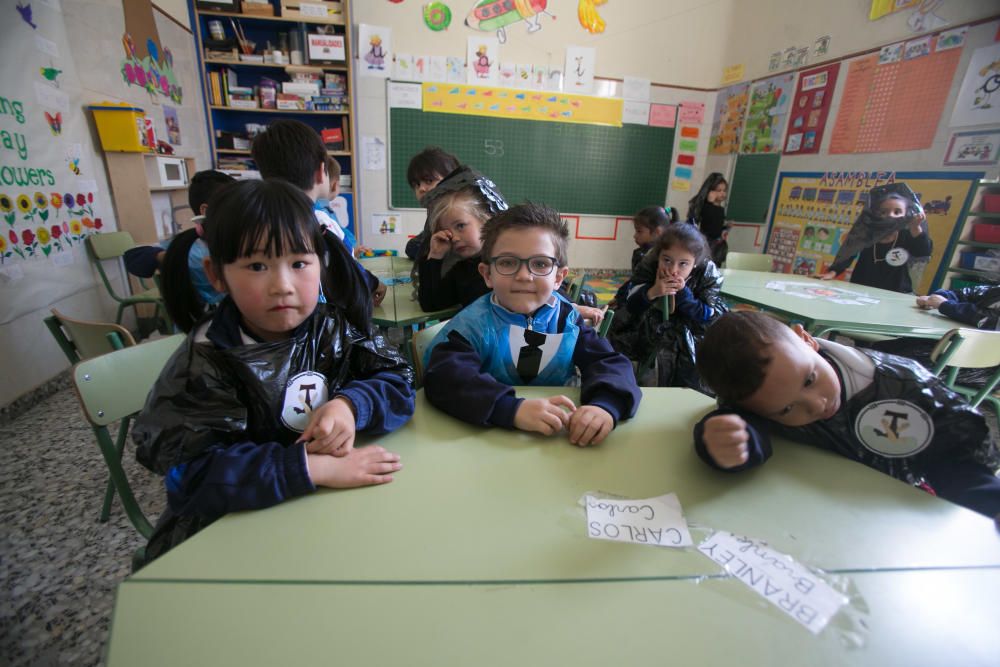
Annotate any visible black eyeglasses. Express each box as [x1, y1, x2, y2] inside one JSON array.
[[489, 255, 559, 276]]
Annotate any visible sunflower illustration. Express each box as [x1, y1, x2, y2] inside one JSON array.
[[34, 192, 47, 209], [17, 195, 32, 213], [0, 194, 12, 212], [36, 226, 51, 244], [70, 220, 83, 234]]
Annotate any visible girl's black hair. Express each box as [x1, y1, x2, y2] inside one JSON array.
[[686, 173, 728, 224], [633, 206, 678, 232], [654, 220, 711, 266], [162, 178, 371, 333]]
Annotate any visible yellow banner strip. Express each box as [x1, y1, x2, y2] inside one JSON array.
[[422, 82, 623, 127]]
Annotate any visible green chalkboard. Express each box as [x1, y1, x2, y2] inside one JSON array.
[[726, 153, 781, 224], [389, 108, 674, 216]]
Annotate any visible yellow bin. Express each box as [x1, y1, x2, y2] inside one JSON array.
[[88, 103, 146, 152]]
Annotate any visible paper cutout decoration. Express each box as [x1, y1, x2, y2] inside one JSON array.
[[466, 0, 553, 43], [16, 1, 36, 29], [359, 24, 392, 78], [43, 111, 62, 136], [467, 36, 499, 85], [577, 0, 607, 34], [423, 2, 451, 31], [565, 46, 596, 94], [869, 0, 918, 21], [39, 67, 61, 86]]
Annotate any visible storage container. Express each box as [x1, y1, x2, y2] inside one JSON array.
[[959, 250, 1000, 273], [981, 193, 1000, 213], [972, 223, 1000, 244], [88, 103, 146, 152]]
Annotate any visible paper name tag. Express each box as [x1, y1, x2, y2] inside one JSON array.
[[698, 531, 848, 634], [584, 493, 693, 548]]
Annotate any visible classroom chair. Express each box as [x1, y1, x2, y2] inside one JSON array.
[[71, 334, 185, 567], [566, 272, 586, 303], [86, 232, 170, 333], [410, 319, 449, 387], [597, 308, 614, 338], [44, 309, 136, 365], [724, 252, 773, 272], [929, 328, 1000, 415]]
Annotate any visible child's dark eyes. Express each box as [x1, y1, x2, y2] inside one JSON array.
[[805, 371, 816, 387], [292, 260, 309, 269], [248, 262, 267, 272]]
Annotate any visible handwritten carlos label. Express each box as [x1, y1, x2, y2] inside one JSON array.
[[584, 493, 693, 548], [698, 531, 848, 634]]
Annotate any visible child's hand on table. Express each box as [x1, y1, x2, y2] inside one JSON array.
[[301, 397, 357, 457], [916, 294, 946, 310], [575, 305, 605, 326], [815, 270, 836, 280], [307, 446, 402, 488], [373, 282, 387, 307], [702, 414, 750, 468], [567, 405, 613, 447], [514, 395, 574, 436]]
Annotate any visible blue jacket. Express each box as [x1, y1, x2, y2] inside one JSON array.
[[133, 299, 415, 560], [424, 292, 641, 428]]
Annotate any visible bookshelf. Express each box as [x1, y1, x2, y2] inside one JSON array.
[[935, 180, 1000, 291], [188, 0, 356, 191]]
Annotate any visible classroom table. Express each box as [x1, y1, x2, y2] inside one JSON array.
[[721, 269, 955, 339], [110, 388, 1000, 665], [130, 387, 999, 582], [108, 568, 1000, 666], [364, 255, 458, 330]]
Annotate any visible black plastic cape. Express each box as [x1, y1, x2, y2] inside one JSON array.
[[830, 182, 925, 269]]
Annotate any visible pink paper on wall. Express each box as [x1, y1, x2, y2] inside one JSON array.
[[649, 104, 676, 128], [678, 102, 705, 124], [677, 154, 695, 166]]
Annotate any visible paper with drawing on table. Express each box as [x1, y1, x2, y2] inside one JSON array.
[[698, 531, 848, 634], [584, 492, 692, 548]]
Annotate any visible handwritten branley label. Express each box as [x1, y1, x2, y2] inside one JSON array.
[[584, 493, 692, 548], [698, 531, 848, 634]]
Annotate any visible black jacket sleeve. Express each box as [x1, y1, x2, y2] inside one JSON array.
[[418, 257, 458, 311], [574, 325, 641, 424], [424, 330, 523, 427], [123, 245, 164, 278], [405, 231, 427, 260], [693, 408, 774, 472]]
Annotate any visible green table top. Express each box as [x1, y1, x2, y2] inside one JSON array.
[[720, 269, 953, 338], [363, 256, 458, 328], [132, 388, 1000, 585], [108, 568, 1000, 666]]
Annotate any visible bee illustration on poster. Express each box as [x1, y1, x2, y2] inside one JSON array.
[[465, 0, 554, 43]]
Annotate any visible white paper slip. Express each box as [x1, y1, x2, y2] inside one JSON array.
[[584, 493, 692, 548], [698, 531, 848, 634], [388, 81, 422, 109]]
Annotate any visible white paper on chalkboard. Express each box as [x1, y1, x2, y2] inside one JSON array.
[[622, 101, 650, 125], [388, 82, 422, 109]]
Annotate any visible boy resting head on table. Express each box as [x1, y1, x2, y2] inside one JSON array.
[[693, 311, 1000, 518], [424, 203, 641, 446]]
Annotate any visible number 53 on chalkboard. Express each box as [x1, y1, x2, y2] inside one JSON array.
[[484, 139, 505, 157]]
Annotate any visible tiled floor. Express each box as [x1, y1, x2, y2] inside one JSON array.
[[0, 381, 165, 666]]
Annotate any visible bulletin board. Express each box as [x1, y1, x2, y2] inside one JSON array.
[[764, 171, 982, 295], [783, 63, 840, 155], [726, 154, 781, 224], [828, 38, 962, 154], [708, 83, 749, 155], [388, 107, 674, 216]]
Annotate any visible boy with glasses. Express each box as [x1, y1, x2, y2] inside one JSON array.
[[424, 203, 641, 446]]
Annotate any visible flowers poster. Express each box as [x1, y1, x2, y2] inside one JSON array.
[[0, 191, 103, 264]]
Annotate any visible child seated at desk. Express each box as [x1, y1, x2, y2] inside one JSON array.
[[133, 179, 414, 562], [423, 203, 641, 446], [404, 146, 461, 260], [692, 311, 1000, 518], [616, 222, 727, 391], [417, 165, 508, 312]]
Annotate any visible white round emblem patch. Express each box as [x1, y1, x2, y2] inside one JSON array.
[[280, 371, 329, 432], [885, 246, 910, 267], [854, 399, 933, 458]]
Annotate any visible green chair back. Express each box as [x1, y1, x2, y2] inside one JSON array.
[[45, 309, 136, 364], [411, 319, 450, 386], [71, 334, 185, 538], [85, 232, 169, 331], [725, 252, 773, 272], [930, 328, 1000, 412], [566, 273, 587, 302]]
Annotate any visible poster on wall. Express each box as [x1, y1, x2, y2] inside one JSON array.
[[740, 73, 794, 154], [358, 24, 392, 78], [708, 82, 749, 155], [829, 40, 962, 154], [943, 129, 1000, 166], [783, 63, 839, 155], [467, 36, 499, 85], [948, 42, 1000, 128], [765, 171, 982, 294]]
